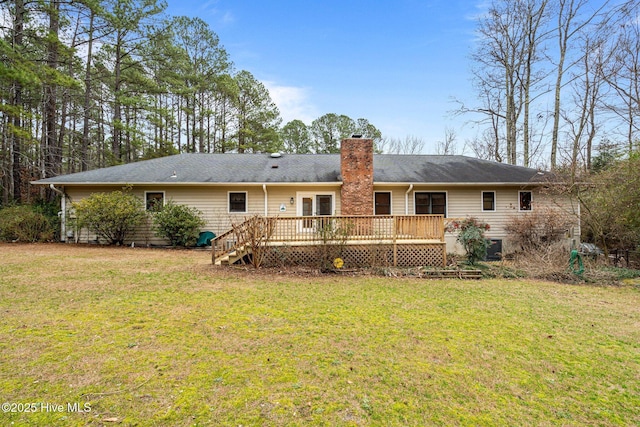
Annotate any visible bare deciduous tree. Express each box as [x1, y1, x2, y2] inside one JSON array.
[[601, 4, 640, 156], [435, 127, 458, 155], [378, 136, 425, 154], [550, 0, 610, 170], [468, 0, 550, 166]]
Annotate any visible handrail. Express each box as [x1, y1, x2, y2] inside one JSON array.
[[268, 215, 444, 243], [212, 214, 445, 264], [211, 217, 264, 263]]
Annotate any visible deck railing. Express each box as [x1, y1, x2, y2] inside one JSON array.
[[270, 214, 444, 243], [212, 215, 444, 264]]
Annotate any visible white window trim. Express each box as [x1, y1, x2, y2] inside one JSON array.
[[145, 191, 165, 211], [518, 190, 533, 212], [481, 191, 496, 212], [413, 190, 448, 217], [374, 191, 392, 215], [228, 191, 248, 214]]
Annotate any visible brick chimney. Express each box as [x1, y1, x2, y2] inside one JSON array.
[[341, 137, 374, 216]]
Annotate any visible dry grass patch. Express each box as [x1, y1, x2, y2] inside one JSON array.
[[0, 243, 639, 426]]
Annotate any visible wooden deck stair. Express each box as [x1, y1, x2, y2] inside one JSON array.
[[215, 245, 250, 265], [421, 269, 482, 279], [211, 216, 272, 265]]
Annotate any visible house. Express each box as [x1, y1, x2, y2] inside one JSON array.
[[33, 138, 580, 267]]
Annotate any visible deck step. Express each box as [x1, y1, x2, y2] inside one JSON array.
[[421, 269, 483, 279], [215, 247, 249, 266]]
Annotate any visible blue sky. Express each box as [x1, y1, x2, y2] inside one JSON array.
[[165, 1, 482, 152]]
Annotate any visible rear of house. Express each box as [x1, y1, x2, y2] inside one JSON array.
[[33, 138, 580, 262]]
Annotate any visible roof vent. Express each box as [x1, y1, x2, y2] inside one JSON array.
[[270, 152, 282, 158], [351, 134, 363, 138]]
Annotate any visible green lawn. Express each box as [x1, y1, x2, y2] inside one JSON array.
[[1, 244, 639, 426]]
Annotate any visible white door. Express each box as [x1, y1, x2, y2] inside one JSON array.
[[297, 193, 334, 232]]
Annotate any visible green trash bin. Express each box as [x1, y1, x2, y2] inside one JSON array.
[[196, 231, 215, 247]]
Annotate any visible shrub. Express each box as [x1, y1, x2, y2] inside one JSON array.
[[578, 155, 640, 252], [32, 199, 62, 239], [505, 207, 573, 251], [314, 218, 353, 271], [152, 201, 205, 247], [0, 205, 55, 242], [447, 217, 491, 265], [73, 190, 146, 245]]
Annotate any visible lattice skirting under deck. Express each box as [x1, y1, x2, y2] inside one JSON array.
[[261, 243, 446, 268]]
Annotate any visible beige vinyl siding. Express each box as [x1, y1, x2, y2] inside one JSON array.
[[359, 184, 578, 256], [265, 185, 342, 217], [63, 183, 579, 254], [64, 184, 343, 245], [64, 185, 241, 245], [443, 186, 579, 254]]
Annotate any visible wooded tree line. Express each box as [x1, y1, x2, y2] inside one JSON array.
[[463, 0, 640, 173], [0, 0, 382, 205]]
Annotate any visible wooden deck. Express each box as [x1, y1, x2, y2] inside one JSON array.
[[212, 215, 446, 267]]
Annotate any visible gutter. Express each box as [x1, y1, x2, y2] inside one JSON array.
[[31, 181, 344, 187], [405, 184, 413, 215], [262, 184, 268, 216], [49, 184, 66, 242], [376, 182, 546, 187]]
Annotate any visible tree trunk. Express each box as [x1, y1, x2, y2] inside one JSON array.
[[11, 0, 25, 203], [81, 10, 95, 171], [44, 0, 61, 184], [112, 29, 123, 162]]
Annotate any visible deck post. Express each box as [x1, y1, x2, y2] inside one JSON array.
[[393, 216, 398, 266]]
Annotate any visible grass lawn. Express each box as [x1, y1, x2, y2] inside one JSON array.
[[1, 244, 639, 426]]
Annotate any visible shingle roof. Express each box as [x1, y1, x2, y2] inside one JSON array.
[[32, 153, 547, 185]]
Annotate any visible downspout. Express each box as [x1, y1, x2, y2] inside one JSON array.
[[262, 184, 268, 216], [405, 184, 413, 215], [49, 184, 66, 242]]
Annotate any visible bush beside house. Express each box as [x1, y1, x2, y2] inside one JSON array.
[[73, 190, 146, 245], [447, 217, 491, 265], [152, 201, 205, 247]]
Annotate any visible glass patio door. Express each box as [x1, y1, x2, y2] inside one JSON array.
[[302, 197, 314, 228], [299, 193, 333, 231]]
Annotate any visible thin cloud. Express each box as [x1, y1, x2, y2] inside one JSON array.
[[198, 0, 235, 26], [262, 81, 319, 125], [220, 11, 235, 24], [465, 0, 491, 21]]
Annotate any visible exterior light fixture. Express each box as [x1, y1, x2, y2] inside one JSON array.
[[290, 197, 295, 205]]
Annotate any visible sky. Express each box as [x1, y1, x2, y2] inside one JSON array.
[[164, 0, 483, 153]]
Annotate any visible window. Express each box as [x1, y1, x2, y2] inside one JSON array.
[[229, 192, 247, 213], [316, 195, 332, 216], [415, 192, 446, 215], [145, 192, 164, 211], [375, 192, 391, 215], [519, 191, 532, 211], [482, 191, 496, 211]]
